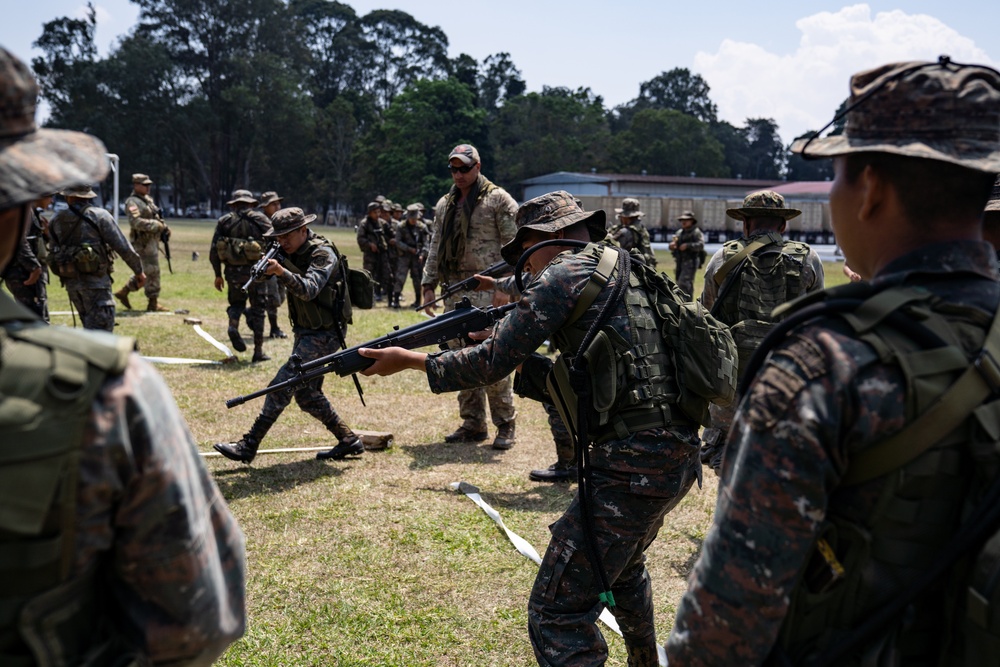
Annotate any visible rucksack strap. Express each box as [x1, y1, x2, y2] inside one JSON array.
[[566, 245, 618, 327], [713, 232, 782, 287]]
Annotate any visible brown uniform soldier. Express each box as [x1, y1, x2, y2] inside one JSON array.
[[115, 173, 169, 311]]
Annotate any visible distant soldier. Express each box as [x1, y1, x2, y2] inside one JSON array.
[[668, 210, 705, 298], [1, 193, 51, 320], [210, 189, 273, 362], [382, 202, 400, 308], [698, 190, 824, 471], [114, 173, 170, 312], [394, 203, 429, 308], [357, 201, 388, 302], [259, 190, 287, 339], [48, 185, 145, 331], [985, 176, 1000, 256], [609, 197, 657, 267]]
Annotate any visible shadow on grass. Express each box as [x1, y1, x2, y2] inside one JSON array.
[[671, 532, 704, 577], [400, 440, 509, 469], [415, 480, 575, 515], [212, 457, 345, 501]]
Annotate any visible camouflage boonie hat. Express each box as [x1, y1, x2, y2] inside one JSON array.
[[132, 173, 153, 185], [375, 194, 386, 203], [392, 202, 403, 212], [677, 210, 697, 223], [259, 191, 283, 206], [614, 198, 644, 219], [448, 144, 480, 165], [0, 48, 108, 209], [727, 190, 801, 221], [405, 203, 421, 217], [227, 189, 258, 206], [61, 184, 98, 199], [264, 207, 316, 237], [791, 57, 1000, 174], [366, 201, 380, 212], [414, 202, 425, 211], [501, 190, 607, 265], [380, 201, 392, 212], [986, 175, 1000, 213]]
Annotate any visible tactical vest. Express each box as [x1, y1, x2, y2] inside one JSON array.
[[0, 295, 134, 666], [280, 235, 342, 331], [767, 283, 1000, 666], [713, 232, 812, 381], [216, 212, 263, 266], [126, 195, 160, 245], [47, 207, 112, 279], [548, 244, 686, 443]]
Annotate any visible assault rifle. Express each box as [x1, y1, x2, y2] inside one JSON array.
[[242, 243, 281, 292], [416, 260, 510, 311], [226, 298, 517, 408], [160, 228, 173, 274]]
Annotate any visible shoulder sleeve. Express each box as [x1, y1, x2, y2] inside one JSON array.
[[700, 248, 726, 308], [489, 188, 518, 245]]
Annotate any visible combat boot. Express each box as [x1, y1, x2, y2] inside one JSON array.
[[492, 421, 516, 450], [268, 312, 287, 338], [213, 415, 273, 463], [146, 297, 168, 312], [393, 292, 402, 309], [251, 334, 270, 363], [444, 425, 488, 443], [317, 416, 364, 460], [227, 319, 247, 353], [114, 288, 132, 310], [529, 461, 576, 483]]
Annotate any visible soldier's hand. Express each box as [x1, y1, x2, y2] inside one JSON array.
[[491, 290, 509, 309], [466, 328, 493, 342], [135, 272, 146, 288], [369, 243, 378, 253], [264, 259, 284, 277], [214, 276, 224, 292], [357, 347, 427, 376], [680, 243, 688, 251], [421, 287, 437, 316], [24, 266, 42, 286], [472, 274, 496, 292], [162, 225, 171, 240]]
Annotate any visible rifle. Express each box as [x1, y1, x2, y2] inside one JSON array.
[[242, 243, 281, 293], [160, 228, 173, 274], [226, 298, 517, 408], [416, 260, 511, 311]]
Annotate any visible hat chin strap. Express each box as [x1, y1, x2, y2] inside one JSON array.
[[513, 238, 590, 293]]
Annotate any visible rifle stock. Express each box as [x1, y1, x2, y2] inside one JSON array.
[[416, 260, 511, 311], [226, 298, 516, 408], [242, 243, 281, 292]]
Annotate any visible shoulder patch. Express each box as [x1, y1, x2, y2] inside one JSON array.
[[127, 204, 139, 213]]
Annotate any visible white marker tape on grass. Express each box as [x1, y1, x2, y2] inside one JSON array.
[[193, 324, 235, 358], [144, 356, 222, 365], [450, 481, 629, 642]]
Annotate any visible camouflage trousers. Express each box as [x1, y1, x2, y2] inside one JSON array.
[[66, 284, 115, 331], [394, 254, 424, 298], [223, 265, 266, 334], [122, 248, 161, 299], [700, 401, 735, 474], [256, 329, 356, 442], [528, 434, 700, 667], [674, 255, 700, 300], [363, 251, 390, 297], [544, 401, 574, 464], [3, 273, 48, 322]]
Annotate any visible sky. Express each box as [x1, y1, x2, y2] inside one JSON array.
[[5, 1, 999, 144]]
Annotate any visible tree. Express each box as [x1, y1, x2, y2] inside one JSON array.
[[31, 3, 101, 134], [742, 118, 786, 180], [288, 0, 369, 108], [708, 121, 750, 179], [610, 109, 727, 177], [635, 68, 718, 122], [478, 52, 525, 115]]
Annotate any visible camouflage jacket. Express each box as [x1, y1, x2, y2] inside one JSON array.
[[699, 231, 825, 309], [1, 208, 45, 281], [671, 225, 705, 261], [124, 191, 165, 254], [48, 204, 143, 288], [276, 230, 340, 305], [356, 215, 386, 254], [381, 217, 398, 257], [610, 221, 657, 267], [396, 219, 428, 257], [209, 209, 272, 277], [422, 175, 517, 288], [665, 241, 1000, 665]]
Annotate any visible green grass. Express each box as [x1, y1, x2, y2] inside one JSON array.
[[21, 220, 851, 665]]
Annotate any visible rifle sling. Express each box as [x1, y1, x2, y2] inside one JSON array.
[[712, 233, 782, 287]]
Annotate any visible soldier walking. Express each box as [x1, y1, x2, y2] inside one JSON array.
[[668, 209, 705, 298], [114, 173, 170, 312], [259, 191, 287, 339]]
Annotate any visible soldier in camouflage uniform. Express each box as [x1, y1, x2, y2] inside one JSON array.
[[259, 191, 287, 339], [667, 209, 704, 298], [0, 46, 246, 666], [382, 202, 400, 308], [1, 193, 50, 320], [608, 198, 657, 267], [210, 189, 273, 362], [697, 191, 824, 472], [48, 185, 144, 331], [422, 144, 518, 450], [666, 60, 1000, 665], [214, 207, 362, 464], [985, 176, 1000, 257], [395, 203, 429, 308], [362, 191, 702, 665], [357, 201, 389, 302], [114, 173, 169, 312]]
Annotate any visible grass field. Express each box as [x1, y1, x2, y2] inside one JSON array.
[[24, 220, 850, 666]]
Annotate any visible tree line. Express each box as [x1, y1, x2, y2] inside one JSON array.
[[32, 0, 837, 216]]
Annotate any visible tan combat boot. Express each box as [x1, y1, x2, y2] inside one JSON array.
[[146, 297, 168, 312], [114, 288, 132, 310]]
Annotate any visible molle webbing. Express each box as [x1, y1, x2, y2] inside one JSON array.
[[282, 236, 339, 330]]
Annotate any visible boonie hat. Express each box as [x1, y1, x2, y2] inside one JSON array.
[[501, 190, 606, 265], [61, 184, 98, 199], [791, 57, 1000, 174], [986, 176, 1000, 214], [406, 203, 421, 217], [0, 48, 108, 209], [227, 189, 258, 206], [614, 198, 643, 219], [677, 210, 697, 222], [264, 207, 316, 237], [726, 190, 801, 221], [260, 191, 283, 206], [448, 144, 480, 166], [132, 173, 153, 185]]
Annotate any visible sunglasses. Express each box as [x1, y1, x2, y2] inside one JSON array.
[[448, 163, 477, 174]]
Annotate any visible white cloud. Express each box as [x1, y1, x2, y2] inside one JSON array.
[[694, 3, 999, 144]]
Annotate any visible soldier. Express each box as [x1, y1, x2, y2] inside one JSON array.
[[698, 190, 824, 472], [608, 198, 657, 267], [214, 207, 362, 464], [1, 192, 50, 320], [210, 189, 272, 362], [421, 144, 518, 450], [114, 173, 170, 312], [667, 209, 705, 298], [48, 185, 144, 331], [357, 201, 388, 302], [984, 176, 1000, 257], [381, 202, 400, 308], [666, 59, 1000, 665], [361, 191, 705, 664], [395, 203, 429, 308], [259, 190, 287, 339], [0, 45, 246, 665]]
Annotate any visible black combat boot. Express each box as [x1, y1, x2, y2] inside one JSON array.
[[213, 415, 274, 463], [251, 334, 270, 363], [444, 425, 488, 443], [227, 318, 247, 352], [492, 420, 516, 450], [268, 311, 287, 338], [316, 416, 364, 460]]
